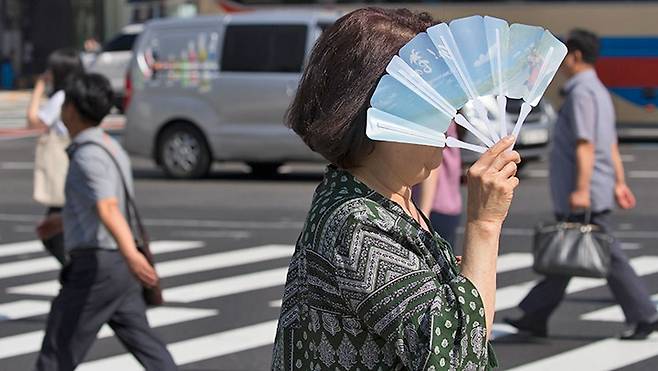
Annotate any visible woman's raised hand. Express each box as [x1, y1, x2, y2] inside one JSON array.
[[466, 136, 521, 228]]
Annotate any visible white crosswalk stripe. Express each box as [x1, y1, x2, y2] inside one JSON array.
[[77, 320, 279, 370], [0, 97, 29, 129], [0, 307, 218, 359], [581, 294, 658, 322], [163, 267, 289, 303], [507, 334, 658, 371], [0, 240, 44, 258], [0, 300, 51, 322], [0, 239, 207, 279], [6, 244, 293, 297], [1, 238, 658, 369]]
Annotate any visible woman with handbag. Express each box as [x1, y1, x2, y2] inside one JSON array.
[[28, 48, 82, 264]]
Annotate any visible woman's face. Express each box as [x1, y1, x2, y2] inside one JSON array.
[[370, 141, 443, 186]]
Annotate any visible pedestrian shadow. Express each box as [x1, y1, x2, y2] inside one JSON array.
[[131, 168, 324, 182], [564, 297, 616, 304], [494, 333, 608, 344]]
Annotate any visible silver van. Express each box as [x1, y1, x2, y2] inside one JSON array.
[[85, 24, 143, 111], [124, 11, 339, 178]]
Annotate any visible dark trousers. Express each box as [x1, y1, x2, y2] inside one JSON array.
[[520, 211, 657, 325], [430, 212, 461, 250], [36, 249, 177, 371]]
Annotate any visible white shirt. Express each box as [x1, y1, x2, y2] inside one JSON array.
[[37, 90, 68, 136]]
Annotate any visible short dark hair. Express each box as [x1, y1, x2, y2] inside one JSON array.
[[64, 73, 114, 125], [47, 48, 83, 95], [566, 29, 599, 65], [286, 8, 435, 168]]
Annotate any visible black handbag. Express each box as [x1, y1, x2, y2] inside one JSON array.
[[532, 212, 614, 278], [77, 141, 164, 306]]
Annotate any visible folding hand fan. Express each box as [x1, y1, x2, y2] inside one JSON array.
[[505, 25, 567, 144], [366, 15, 567, 154]]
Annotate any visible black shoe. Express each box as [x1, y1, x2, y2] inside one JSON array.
[[504, 316, 548, 338], [619, 320, 658, 340]]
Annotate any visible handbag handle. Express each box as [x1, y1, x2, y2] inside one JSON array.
[[566, 209, 592, 225]]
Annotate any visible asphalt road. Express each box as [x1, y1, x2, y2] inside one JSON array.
[[1, 135, 658, 370]]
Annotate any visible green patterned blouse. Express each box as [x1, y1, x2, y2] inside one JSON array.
[[272, 166, 498, 370]]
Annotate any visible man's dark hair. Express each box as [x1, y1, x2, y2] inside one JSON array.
[[286, 8, 435, 168], [566, 29, 599, 65], [47, 48, 83, 96], [64, 73, 114, 125]]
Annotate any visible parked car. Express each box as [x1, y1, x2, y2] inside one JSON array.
[[459, 96, 556, 169], [85, 24, 143, 111], [124, 11, 339, 178]]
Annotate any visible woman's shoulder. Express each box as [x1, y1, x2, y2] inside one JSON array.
[[310, 171, 398, 231], [50, 90, 65, 103], [301, 168, 401, 250]]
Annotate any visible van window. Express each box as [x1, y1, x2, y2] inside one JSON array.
[[221, 25, 307, 73], [104, 33, 139, 52]]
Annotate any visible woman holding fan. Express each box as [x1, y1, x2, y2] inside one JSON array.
[[272, 8, 521, 370]]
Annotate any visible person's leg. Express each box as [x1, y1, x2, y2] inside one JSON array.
[[107, 256, 177, 370], [36, 253, 119, 370], [506, 215, 573, 335], [518, 275, 572, 323], [519, 214, 575, 323], [594, 212, 658, 324], [429, 212, 461, 249]]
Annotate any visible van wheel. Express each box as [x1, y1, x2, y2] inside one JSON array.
[[158, 123, 211, 179], [248, 162, 281, 177]]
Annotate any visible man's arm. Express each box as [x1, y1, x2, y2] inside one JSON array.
[[571, 139, 595, 210], [74, 146, 157, 286], [569, 90, 597, 211], [610, 141, 637, 209], [96, 197, 158, 287]]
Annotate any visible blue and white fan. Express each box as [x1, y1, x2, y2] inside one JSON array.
[[367, 15, 567, 153]]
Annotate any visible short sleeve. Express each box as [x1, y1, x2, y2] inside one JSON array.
[[70, 146, 118, 202], [37, 91, 65, 128], [569, 91, 596, 142], [333, 212, 490, 371]]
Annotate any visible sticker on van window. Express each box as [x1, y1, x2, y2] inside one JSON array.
[[137, 32, 219, 93]]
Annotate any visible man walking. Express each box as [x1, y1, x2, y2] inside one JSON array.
[[505, 29, 658, 340], [35, 72, 177, 370]]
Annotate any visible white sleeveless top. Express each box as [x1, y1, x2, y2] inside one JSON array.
[[37, 90, 68, 136]]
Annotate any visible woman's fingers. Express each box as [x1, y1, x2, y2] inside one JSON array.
[[490, 150, 521, 173], [478, 136, 515, 167], [498, 160, 518, 179]]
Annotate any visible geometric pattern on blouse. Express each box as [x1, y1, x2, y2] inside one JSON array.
[[272, 166, 497, 370]]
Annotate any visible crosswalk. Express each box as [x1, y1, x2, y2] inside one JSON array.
[[1, 239, 658, 370], [0, 93, 125, 141], [0, 92, 30, 129]]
